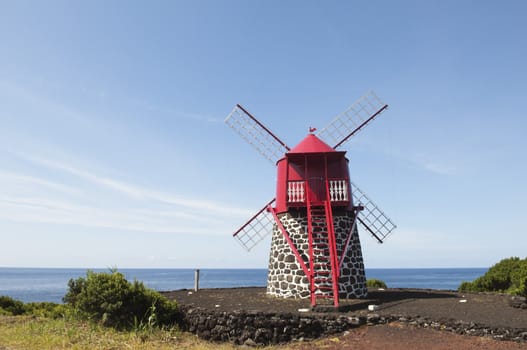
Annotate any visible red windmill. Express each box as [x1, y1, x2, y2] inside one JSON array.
[[225, 90, 396, 308]]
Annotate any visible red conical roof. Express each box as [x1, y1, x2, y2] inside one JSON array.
[[288, 134, 336, 154]]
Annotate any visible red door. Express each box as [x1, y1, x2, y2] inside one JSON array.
[[308, 176, 326, 203], [305, 155, 327, 204]]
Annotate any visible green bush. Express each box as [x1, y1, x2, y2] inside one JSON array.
[[366, 279, 387, 289], [0, 296, 66, 317], [0, 295, 26, 315], [63, 270, 179, 329], [458, 257, 527, 296], [25, 302, 69, 318]]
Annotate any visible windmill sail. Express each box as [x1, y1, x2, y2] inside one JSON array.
[[232, 199, 276, 251], [317, 90, 388, 149], [225, 104, 290, 164], [351, 181, 396, 243]]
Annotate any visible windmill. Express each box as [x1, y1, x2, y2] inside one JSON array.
[[224, 90, 396, 308]]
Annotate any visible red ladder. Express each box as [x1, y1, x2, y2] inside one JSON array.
[[307, 201, 340, 308]]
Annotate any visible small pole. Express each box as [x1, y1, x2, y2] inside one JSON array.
[[194, 269, 200, 292]]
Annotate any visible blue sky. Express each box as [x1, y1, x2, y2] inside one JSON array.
[[0, 1, 526, 268]]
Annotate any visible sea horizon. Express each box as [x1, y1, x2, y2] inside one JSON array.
[[0, 267, 489, 304], [0, 265, 489, 270]]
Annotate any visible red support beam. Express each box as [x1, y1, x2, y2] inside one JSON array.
[[324, 201, 340, 308]]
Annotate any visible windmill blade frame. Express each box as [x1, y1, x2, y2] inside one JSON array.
[[232, 198, 276, 251], [316, 90, 388, 149], [225, 104, 290, 164], [351, 181, 396, 243]]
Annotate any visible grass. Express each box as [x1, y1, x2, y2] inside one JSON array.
[[0, 270, 308, 349], [0, 315, 298, 350]]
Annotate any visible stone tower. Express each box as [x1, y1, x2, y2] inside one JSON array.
[[266, 209, 367, 299]]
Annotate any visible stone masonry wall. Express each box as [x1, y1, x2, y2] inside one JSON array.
[[267, 209, 367, 300], [178, 305, 527, 346]]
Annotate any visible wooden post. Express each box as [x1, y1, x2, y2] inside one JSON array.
[[194, 269, 200, 292]]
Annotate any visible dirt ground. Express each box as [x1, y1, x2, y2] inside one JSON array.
[[293, 323, 527, 350], [163, 287, 527, 349]]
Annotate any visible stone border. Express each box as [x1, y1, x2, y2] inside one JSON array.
[[178, 305, 527, 346]]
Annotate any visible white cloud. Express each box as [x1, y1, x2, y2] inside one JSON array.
[[382, 147, 462, 176], [130, 98, 220, 123], [346, 131, 473, 176], [0, 153, 255, 237], [0, 79, 92, 125], [22, 155, 253, 217], [422, 161, 458, 176], [0, 171, 81, 195], [0, 194, 226, 235]]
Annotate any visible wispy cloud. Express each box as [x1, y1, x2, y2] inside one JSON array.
[[0, 194, 221, 234], [130, 98, 220, 123], [382, 147, 461, 176], [1, 78, 220, 128], [0, 153, 253, 236], [0, 78, 246, 237], [347, 134, 465, 176], [0, 79, 93, 125], [421, 160, 459, 176], [24, 156, 251, 217], [0, 171, 81, 195]]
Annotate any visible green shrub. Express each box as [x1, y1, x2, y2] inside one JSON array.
[[458, 281, 474, 292], [0, 296, 68, 318], [63, 270, 179, 329], [25, 302, 68, 318], [367, 279, 387, 289], [0, 295, 26, 315], [458, 257, 527, 296]]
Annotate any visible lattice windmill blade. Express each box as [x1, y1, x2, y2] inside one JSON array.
[[232, 199, 276, 251], [350, 181, 396, 243], [316, 90, 389, 149], [225, 104, 290, 164]]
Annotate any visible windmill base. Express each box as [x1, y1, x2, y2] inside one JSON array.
[[266, 210, 368, 300]]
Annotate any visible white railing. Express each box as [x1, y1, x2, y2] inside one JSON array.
[[287, 179, 349, 204], [329, 180, 348, 202], [287, 181, 305, 203]]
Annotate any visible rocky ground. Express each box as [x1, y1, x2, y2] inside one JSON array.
[[163, 287, 527, 348]]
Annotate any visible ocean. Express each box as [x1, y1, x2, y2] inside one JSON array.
[[0, 267, 488, 303]]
